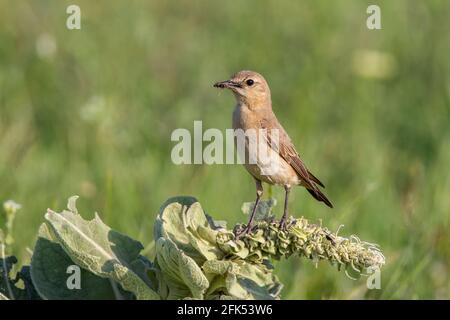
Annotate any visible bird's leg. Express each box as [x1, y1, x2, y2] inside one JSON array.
[[279, 185, 291, 230], [236, 179, 263, 238]]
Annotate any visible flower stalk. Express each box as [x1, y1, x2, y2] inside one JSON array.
[[216, 216, 385, 277]]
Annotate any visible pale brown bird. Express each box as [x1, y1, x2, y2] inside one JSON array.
[[214, 70, 333, 235]]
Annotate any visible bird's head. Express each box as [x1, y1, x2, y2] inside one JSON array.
[[214, 70, 271, 107]]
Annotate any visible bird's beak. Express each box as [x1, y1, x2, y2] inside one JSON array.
[[213, 79, 242, 89]]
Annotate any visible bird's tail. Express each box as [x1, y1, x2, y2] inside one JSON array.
[[307, 187, 333, 208]]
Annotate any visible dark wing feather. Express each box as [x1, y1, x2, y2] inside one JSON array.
[[307, 170, 325, 188], [278, 139, 316, 189], [260, 117, 315, 189], [260, 115, 333, 208]]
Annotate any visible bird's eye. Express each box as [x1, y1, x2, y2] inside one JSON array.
[[246, 79, 254, 86]]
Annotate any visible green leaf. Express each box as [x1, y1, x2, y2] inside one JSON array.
[[233, 261, 282, 299], [203, 260, 234, 276], [153, 196, 283, 300], [1, 254, 40, 300], [43, 196, 160, 300], [203, 259, 281, 300], [0, 255, 17, 299], [30, 224, 126, 300], [155, 237, 209, 299], [154, 196, 223, 264]]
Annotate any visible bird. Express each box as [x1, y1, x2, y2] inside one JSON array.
[[213, 70, 333, 236]]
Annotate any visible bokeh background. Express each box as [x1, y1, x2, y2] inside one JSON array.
[[1, 0, 449, 299]]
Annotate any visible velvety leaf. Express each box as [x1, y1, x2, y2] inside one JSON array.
[[154, 196, 223, 263], [202, 260, 233, 276], [30, 224, 122, 300], [43, 196, 160, 300], [1, 255, 40, 300], [155, 237, 209, 299], [203, 259, 280, 300], [154, 196, 283, 300]]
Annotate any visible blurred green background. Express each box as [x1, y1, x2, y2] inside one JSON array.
[[1, 0, 449, 299]]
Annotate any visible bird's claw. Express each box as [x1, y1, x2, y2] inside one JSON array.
[[278, 218, 288, 231], [235, 224, 253, 239]]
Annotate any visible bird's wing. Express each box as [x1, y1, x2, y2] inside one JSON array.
[[307, 170, 325, 188], [260, 115, 333, 208], [260, 117, 317, 189]]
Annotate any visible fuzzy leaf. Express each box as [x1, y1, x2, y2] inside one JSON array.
[[43, 196, 159, 300], [203, 259, 281, 300], [1, 255, 40, 300], [155, 237, 209, 299], [154, 196, 223, 264], [30, 224, 124, 300]]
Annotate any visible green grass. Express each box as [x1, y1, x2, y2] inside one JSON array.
[[1, 0, 449, 299]]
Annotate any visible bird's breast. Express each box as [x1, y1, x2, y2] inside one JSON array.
[[232, 104, 246, 130], [231, 104, 300, 186], [241, 146, 301, 186]]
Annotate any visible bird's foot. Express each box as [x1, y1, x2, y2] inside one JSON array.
[[278, 216, 289, 231], [234, 224, 253, 239]]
